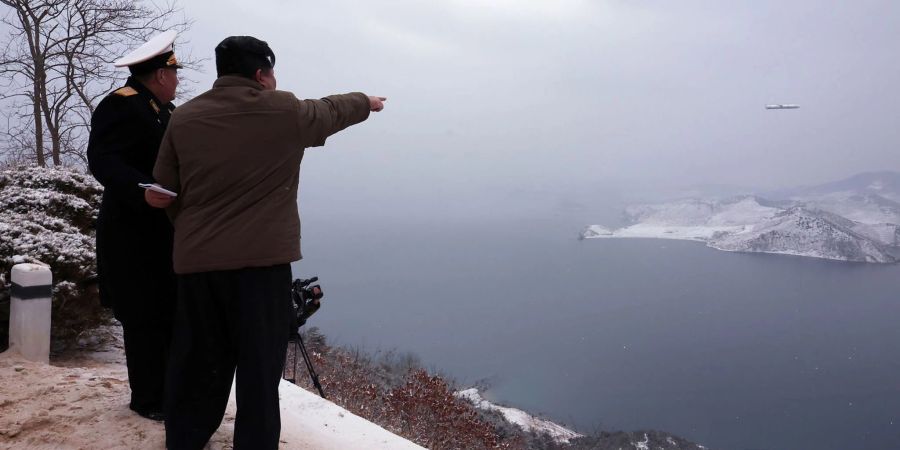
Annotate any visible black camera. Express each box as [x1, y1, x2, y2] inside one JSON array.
[[285, 276, 327, 397], [291, 276, 323, 332]]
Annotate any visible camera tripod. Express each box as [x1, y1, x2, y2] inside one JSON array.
[[283, 277, 326, 398], [285, 328, 325, 398]]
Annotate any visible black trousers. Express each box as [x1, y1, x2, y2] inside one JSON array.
[[164, 264, 293, 450], [122, 321, 171, 414]]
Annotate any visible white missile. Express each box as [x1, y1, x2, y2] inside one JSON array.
[[765, 104, 800, 110]]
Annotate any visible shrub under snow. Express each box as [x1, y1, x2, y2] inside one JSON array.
[[0, 166, 108, 351]]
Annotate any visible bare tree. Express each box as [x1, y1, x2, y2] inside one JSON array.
[[0, 0, 194, 167]]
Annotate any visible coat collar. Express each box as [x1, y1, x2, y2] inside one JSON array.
[[125, 76, 163, 104], [213, 75, 265, 90]]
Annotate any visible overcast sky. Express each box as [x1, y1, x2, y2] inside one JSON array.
[[167, 1, 900, 212]]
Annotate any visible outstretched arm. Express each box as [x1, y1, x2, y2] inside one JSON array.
[[295, 93, 387, 147]]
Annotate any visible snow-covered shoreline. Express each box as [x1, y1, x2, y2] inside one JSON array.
[[585, 228, 885, 263], [455, 388, 582, 444], [582, 223, 743, 242], [581, 173, 900, 264]]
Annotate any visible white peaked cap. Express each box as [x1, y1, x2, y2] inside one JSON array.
[[114, 30, 178, 67]]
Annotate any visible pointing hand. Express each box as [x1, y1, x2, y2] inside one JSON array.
[[368, 96, 387, 112]]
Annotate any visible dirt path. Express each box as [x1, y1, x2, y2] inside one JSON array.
[[0, 337, 419, 450], [0, 350, 169, 449], [0, 333, 241, 450]]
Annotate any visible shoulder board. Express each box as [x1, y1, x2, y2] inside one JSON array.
[[112, 87, 138, 97]]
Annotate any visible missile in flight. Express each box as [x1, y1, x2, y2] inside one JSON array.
[[765, 104, 800, 110]]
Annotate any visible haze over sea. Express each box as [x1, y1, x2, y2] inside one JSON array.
[[292, 188, 900, 450]]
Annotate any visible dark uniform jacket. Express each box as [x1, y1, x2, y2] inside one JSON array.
[[87, 77, 176, 325], [153, 76, 370, 274]]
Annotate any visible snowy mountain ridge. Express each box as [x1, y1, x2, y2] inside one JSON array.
[[582, 172, 900, 263], [455, 388, 582, 444]]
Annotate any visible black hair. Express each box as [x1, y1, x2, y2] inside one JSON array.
[[215, 36, 276, 79], [132, 70, 157, 84]]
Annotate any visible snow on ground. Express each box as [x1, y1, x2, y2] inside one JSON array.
[[624, 196, 779, 227], [705, 197, 780, 226], [581, 225, 613, 238], [596, 223, 745, 241], [632, 433, 650, 450], [600, 196, 778, 241], [851, 222, 899, 246], [625, 199, 717, 226], [275, 379, 423, 449], [0, 338, 422, 449], [455, 388, 582, 444], [709, 208, 896, 263]]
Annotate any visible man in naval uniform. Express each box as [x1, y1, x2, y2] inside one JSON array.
[[87, 30, 182, 422]]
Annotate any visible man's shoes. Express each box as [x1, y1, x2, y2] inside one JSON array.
[[130, 404, 166, 422]]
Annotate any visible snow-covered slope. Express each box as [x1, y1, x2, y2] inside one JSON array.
[[582, 192, 900, 263], [709, 207, 896, 263], [455, 388, 582, 444], [608, 196, 781, 242], [580, 225, 613, 238], [797, 192, 900, 225]]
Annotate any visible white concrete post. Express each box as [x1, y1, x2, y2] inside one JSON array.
[[8, 263, 53, 363]]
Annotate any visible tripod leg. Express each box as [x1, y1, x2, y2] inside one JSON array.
[[297, 334, 326, 399]]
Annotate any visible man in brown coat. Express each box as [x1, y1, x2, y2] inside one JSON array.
[[148, 35, 385, 449]]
